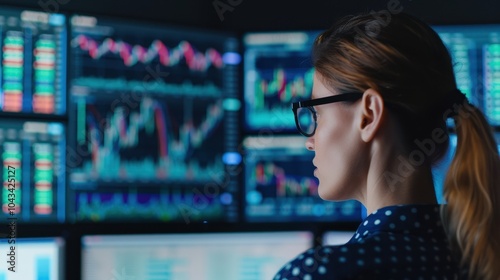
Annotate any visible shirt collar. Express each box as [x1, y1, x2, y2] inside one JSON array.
[[352, 204, 444, 241]]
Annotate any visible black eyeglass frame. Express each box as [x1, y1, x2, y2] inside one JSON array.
[[292, 92, 364, 137]]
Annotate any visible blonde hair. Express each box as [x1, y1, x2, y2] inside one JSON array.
[[444, 107, 500, 279], [313, 13, 500, 279]]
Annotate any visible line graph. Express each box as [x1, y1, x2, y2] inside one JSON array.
[[72, 35, 223, 71], [75, 190, 224, 222], [245, 53, 315, 131], [244, 140, 362, 222], [70, 33, 225, 97], [254, 162, 318, 197], [72, 96, 225, 183], [244, 31, 319, 131], [69, 17, 240, 222], [253, 68, 314, 110], [71, 77, 222, 97]]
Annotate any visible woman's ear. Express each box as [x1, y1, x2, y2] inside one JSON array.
[[359, 88, 385, 142]]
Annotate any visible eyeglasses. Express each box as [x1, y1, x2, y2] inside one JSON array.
[[292, 92, 364, 137]]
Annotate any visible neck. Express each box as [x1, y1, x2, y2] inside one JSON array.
[[362, 150, 438, 214]]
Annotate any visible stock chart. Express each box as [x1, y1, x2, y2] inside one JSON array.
[[243, 31, 318, 132], [244, 136, 362, 222], [0, 9, 66, 115], [0, 120, 65, 223], [434, 24, 500, 125], [68, 15, 240, 222]]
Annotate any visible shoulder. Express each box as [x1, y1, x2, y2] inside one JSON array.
[[273, 239, 380, 280], [273, 231, 457, 280]]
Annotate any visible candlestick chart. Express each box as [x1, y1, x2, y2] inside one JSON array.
[[244, 31, 319, 132], [68, 16, 240, 222], [244, 136, 362, 222], [72, 96, 225, 184], [245, 57, 314, 131]]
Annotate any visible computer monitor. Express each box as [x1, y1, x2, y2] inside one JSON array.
[[243, 31, 320, 133], [431, 134, 457, 204], [0, 120, 66, 223], [0, 237, 64, 279], [433, 24, 500, 126], [244, 26, 500, 129], [67, 15, 241, 222], [82, 231, 313, 280], [0, 8, 66, 115], [243, 136, 362, 222], [322, 231, 355, 246]]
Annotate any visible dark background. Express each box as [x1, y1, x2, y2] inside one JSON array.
[[2, 0, 500, 33]]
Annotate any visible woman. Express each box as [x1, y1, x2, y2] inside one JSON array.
[[274, 13, 500, 280]]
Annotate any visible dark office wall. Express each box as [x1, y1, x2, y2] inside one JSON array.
[[213, 0, 500, 31], [1, 0, 500, 32], [0, 0, 218, 29]]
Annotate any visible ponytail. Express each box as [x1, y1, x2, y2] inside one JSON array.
[[443, 105, 500, 279]]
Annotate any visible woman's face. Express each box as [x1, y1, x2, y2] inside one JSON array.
[[306, 73, 365, 201]]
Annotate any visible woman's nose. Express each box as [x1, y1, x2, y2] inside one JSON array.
[[305, 137, 314, 151]]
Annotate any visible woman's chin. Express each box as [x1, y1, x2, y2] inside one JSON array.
[[317, 184, 335, 200], [317, 183, 347, 201]]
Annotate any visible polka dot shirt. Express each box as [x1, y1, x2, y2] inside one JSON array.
[[273, 204, 462, 280]]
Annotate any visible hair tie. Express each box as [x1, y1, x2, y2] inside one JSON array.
[[442, 89, 469, 118]]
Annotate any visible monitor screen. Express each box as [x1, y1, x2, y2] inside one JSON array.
[[322, 231, 355, 246], [244, 136, 362, 222], [0, 120, 65, 223], [431, 134, 457, 204], [67, 15, 241, 222], [0, 237, 64, 279], [433, 24, 500, 125], [243, 31, 319, 132], [82, 231, 313, 280], [0, 8, 66, 115], [243, 26, 500, 129]]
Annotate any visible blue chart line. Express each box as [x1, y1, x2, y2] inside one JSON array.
[[75, 191, 223, 222], [72, 77, 222, 97]]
